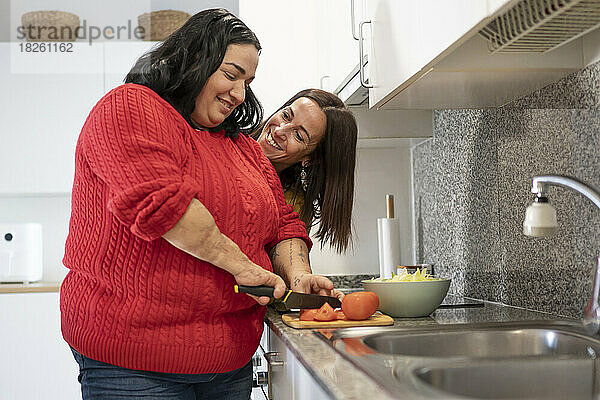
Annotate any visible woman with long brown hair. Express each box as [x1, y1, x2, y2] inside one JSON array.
[[252, 89, 358, 253]]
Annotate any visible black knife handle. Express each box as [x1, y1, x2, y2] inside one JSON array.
[[235, 285, 276, 298]]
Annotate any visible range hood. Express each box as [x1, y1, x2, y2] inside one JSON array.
[[479, 0, 600, 53], [334, 58, 369, 106]]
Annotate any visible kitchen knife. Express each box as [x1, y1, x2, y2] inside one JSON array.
[[234, 285, 341, 310]]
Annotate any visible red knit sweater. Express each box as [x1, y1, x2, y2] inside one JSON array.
[[60, 84, 311, 374]]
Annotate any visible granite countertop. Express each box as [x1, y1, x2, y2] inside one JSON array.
[[264, 299, 567, 400]]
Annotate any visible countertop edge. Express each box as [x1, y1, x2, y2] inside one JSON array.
[[265, 308, 398, 400], [264, 301, 573, 400], [0, 281, 61, 293]]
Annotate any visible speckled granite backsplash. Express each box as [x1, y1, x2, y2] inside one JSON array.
[[413, 61, 600, 319], [325, 274, 378, 289]]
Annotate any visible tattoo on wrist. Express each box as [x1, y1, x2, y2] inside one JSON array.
[[274, 261, 284, 274], [298, 250, 305, 262], [293, 277, 301, 287], [269, 246, 280, 259]]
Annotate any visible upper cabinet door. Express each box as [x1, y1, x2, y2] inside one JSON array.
[[366, 0, 420, 108], [315, 0, 360, 93], [0, 43, 104, 194], [366, 0, 490, 108], [239, 0, 321, 115]]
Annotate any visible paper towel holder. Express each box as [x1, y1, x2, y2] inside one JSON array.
[[386, 194, 394, 219], [378, 194, 401, 279]]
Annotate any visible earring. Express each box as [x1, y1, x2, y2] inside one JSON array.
[[300, 166, 308, 192]]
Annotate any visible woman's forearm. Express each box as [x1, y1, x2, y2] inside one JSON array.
[[270, 238, 339, 297], [270, 238, 312, 288], [163, 199, 288, 302], [162, 198, 254, 276]]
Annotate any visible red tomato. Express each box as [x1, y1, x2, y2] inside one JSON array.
[[341, 291, 379, 320], [335, 310, 347, 320], [299, 309, 318, 321], [314, 302, 337, 321]]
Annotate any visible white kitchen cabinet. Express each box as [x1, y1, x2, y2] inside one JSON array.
[[267, 330, 295, 400], [364, 0, 600, 109], [365, 0, 420, 107], [262, 324, 331, 400], [366, 0, 498, 108], [0, 292, 80, 400], [239, 0, 321, 115], [293, 357, 330, 400], [314, 0, 360, 94]]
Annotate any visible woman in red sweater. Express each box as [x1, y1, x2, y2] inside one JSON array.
[[61, 8, 338, 399]]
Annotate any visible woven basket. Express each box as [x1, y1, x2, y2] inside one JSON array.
[[21, 10, 80, 42], [138, 10, 191, 41]]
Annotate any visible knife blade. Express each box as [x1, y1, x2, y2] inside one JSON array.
[[234, 285, 341, 310]]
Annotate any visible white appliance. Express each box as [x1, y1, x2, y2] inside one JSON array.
[[0, 223, 43, 283]]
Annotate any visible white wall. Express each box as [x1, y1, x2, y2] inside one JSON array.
[[309, 145, 415, 275], [307, 107, 431, 276]]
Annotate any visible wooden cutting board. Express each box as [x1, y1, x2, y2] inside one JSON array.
[[282, 312, 394, 329]]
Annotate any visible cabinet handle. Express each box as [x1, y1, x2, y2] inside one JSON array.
[[264, 351, 283, 367], [264, 351, 283, 400], [319, 75, 330, 90], [359, 20, 373, 89], [350, 0, 359, 40]]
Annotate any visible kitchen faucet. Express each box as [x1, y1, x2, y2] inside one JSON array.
[[523, 175, 600, 335]]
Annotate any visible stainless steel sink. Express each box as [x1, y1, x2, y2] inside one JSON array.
[[414, 358, 599, 400], [362, 323, 600, 358], [315, 320, 600, 399]]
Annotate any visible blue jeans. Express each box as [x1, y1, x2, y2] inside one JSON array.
[[70, 347, 252, 400]]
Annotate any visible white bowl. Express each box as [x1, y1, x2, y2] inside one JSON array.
[[362, 279, 451, 317]]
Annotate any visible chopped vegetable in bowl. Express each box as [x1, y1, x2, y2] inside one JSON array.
[[370, 268, 441, 282], [363, 268, 451, 317]]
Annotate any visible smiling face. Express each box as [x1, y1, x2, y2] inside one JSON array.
[[191, 43, 259, 129], [257, 97, 327, 172]]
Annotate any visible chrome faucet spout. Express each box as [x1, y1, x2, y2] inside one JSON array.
[[528, 175, 600, 334], [531, 175, 600, 209]]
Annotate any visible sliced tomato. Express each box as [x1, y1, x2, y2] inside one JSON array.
[[299, 309, 318, 321], [335, 310, 347, 320], [314, 302, 337, 321]]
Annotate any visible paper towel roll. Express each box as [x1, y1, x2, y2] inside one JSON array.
[[377, 218, 401, 279]]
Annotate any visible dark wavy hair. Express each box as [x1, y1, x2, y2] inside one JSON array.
[[125, 8, 263, 138], [252, 89, 358, 253]]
